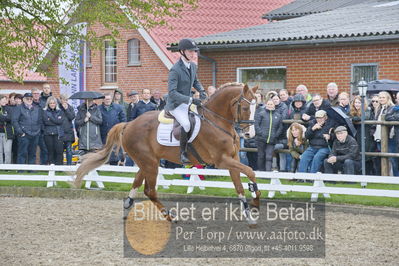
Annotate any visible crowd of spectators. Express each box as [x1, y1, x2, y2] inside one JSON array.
[[0, 85, 165, 168], [1, 82, 398, 177], [244, 83, 399, 176]]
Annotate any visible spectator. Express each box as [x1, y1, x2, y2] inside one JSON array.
[[302, 94, 331, 122], [279, 89, 292, 107], [40, 83, 53, 108], [338, 92, 350, 115], [42, 96, 65, 165], [386, 91, 399, 176], [326, 82, 339, 107], [207, 86, 217, 97], [14, 94, 23, 105], [0, 95, 14, 164], [126, 90, 139, 122], [113, 89, 128, 114], [271, 93, 289, 171], [287, 122, 307, 173], [31, 88, 41, 107], [130, 88, 156, 120], [323, 126, 360, 175], [255, 98, 283, 171], [375, 91, 398, 176], [287, 94, 307, 120], [12, 93, 43, 165], [368, 94, 381, 175], [298, 110, 335, 173], [99, 93, 126, 165], [59, 94, 76, 165], [150, 89, 166, 110], [295, 84, 312, 103], [75, 99, 103, 153], [32, 87, 48, 164], [8, 93, 16, 106]]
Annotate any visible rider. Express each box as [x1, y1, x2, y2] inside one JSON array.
[[165, 38, 207, 164]]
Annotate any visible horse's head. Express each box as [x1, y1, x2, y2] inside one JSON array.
[[231, 84, 258, 125]]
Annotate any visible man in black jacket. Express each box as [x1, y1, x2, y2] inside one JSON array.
[[12, 93, 43, 165], [323, 126, 360, 175], [0, 95, 14, 164]]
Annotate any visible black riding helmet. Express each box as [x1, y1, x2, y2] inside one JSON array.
[[178, 38, 198, 61], [178, 38, 199, 51]]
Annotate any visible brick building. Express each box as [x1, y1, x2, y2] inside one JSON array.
[[41, 0, 291, 98], [187, 0, 399, 97]]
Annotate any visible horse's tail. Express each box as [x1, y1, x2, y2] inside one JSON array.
[[74, 122, 127, 188]]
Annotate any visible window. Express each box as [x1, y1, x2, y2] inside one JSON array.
[[104, 40, 117, 83], [237, 67, 286, 95], [351, 63, 378, 95], [128, 38, 140, 65], [85, 41, 91, 67]]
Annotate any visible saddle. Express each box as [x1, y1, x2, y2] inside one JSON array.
[[158, 105, 198, 141]]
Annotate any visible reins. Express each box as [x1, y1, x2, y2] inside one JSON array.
[[196, 90, 255, 140]]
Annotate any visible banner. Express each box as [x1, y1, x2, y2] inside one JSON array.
[[58, 23, 87, 111]]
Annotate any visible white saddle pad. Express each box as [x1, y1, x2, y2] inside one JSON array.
[[157, 115, 201, 146]]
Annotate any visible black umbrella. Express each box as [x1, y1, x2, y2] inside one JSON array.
[[69, 91, 105, 100], [367, 79, 399, 94], [326, 106, 357, 137]]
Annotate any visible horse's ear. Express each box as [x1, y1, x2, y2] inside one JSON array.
[[251, 86, 259, 93], [243, 84, 249, 93]]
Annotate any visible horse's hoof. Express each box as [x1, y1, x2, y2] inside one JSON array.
[[123, 197, 134, 209]]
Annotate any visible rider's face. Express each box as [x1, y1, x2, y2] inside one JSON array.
[[184, 50, 197, 61]]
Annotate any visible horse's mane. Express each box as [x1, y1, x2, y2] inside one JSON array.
[[218, 82, 244, 90]]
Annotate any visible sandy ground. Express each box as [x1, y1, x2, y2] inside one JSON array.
[[0, 197, 398, 265]]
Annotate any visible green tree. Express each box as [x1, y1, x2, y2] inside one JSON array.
[[0, 0, 197, 82]]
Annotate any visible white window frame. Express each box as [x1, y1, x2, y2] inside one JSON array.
[[103, 40, 117, 84], [127, 38, 140, 66]]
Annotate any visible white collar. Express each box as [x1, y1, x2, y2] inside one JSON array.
[[181, 57, 190, 69], [142, 100, 150, 104]]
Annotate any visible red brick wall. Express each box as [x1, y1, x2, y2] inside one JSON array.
[[198, 43, 399, 96], [47, 23, 171, 99]]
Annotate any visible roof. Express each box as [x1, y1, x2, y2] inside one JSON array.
[[0, 70, 46, 83], [262, 0, 370, 21], [187, 0, 399, 50], [148, 0, 293, 63]]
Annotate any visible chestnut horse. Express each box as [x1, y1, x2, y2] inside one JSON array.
[[74, 83, 261, 223]]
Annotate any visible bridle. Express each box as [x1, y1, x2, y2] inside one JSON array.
[[198, 90, 256, 139]]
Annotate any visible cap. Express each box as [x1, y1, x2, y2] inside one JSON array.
[[315, 110, 327, 118], [334, 126, 347, 133], [23, 93, 33, 98], [128, 90, 138, 96]]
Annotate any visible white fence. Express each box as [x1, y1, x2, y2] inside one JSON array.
[[0, 164, 399, 202]]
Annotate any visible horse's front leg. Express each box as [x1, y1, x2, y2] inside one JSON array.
[[219, 154, 261, 205]]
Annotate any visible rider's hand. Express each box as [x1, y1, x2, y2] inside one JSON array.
[[199, 91, 207, 100], [192, 98, 202, 106]]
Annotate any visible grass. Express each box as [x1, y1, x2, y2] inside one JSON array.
[[0, 170, 398, 207]]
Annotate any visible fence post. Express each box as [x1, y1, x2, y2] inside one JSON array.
[[186, 167, 205, 194], [46, 164, 56, 188], [85, 170, 105, 190], [268, 171, 287, 198], [381, 117, 389, 176]]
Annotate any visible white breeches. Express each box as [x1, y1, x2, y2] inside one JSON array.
[[170, 103, 190, 132]]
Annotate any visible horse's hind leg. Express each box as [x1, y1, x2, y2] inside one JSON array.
[[141, 165, 174, 221], [124, 170, 145, 209]]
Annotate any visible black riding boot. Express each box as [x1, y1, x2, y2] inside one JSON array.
[[180, 128, 190, 164]]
